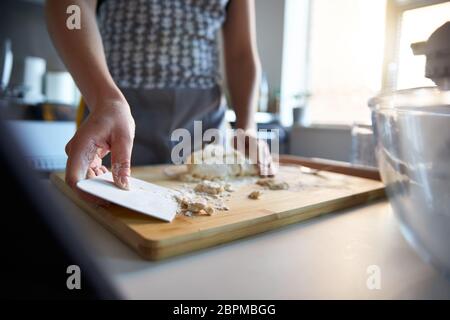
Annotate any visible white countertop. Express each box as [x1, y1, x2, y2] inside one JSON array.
[[50, 183, 450, 299]]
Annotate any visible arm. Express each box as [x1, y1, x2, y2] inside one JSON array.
[[46, 0, 121, 108], [222, 0, 261, 133], [222, 0, 275, 176], [46, 0, 135, 190]]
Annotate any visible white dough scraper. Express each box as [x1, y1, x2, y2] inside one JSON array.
[[77, 172, 178, 222]]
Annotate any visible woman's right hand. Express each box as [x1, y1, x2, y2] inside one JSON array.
[[46, 0, 135, 191], [65, 98, 136, 191]]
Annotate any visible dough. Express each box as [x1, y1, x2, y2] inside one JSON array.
[[256, 178, 289, 190], [185, 144, 258, 180], [176, 144, 259, 217], [194, 180, 225, 195], [248, 190, 263, 200], [175, 194, 215, 216], [175, 179, 234, 217]]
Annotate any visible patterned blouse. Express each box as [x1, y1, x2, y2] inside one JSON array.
[[97, 0, 229, 89]]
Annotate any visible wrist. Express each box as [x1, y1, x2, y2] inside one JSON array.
[[85, 84, 127, 112], [235, 120, 257, 135]]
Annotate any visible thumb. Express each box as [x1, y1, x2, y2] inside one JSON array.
[[111, 135, 133, 190]]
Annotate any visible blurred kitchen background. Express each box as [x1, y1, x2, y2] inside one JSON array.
[[0, 0, 449, 173]]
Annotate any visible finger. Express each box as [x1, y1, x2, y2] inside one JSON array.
[[90, 155, 102, 169], [263, 159, 277, 176], [89, 149, 106, 170], [259, 162, 272, 176], [93, 167, 103, 176], [257, 141, 275, 176], [86, 168, 96, 179], [247, 136, 258, 165], [111, 135, 133, 190], [100, 165, 108, 174], [265, 142, 279, 176], [65, 137, 98, 188]]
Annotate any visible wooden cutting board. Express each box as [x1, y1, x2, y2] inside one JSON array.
[[50, 161, 385, 260]]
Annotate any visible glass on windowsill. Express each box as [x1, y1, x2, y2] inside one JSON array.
[[350, 123, 377, 168]]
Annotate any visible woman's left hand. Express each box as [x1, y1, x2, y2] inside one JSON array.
[[232, 130, 277, 177]]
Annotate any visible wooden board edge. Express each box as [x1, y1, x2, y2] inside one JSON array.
[[49, 173, 152, 255], [137, 187, 386, 260], [279, 155, 381, 181]]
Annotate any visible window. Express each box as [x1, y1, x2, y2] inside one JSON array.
[[281, 0, 450, 126], [396, 2, 450, 89], [306, 0, 387, 125]]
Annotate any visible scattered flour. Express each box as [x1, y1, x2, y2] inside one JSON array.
[[174, 179, 233, 217]]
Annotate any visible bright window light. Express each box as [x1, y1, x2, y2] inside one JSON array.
[[306, 0, 386, 125], [396, 2, 450, 90]]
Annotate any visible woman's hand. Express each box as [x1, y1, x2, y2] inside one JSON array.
[[233, 129, 277, 177], [65, 98, 135, 190], [46, 0, 135, 190]]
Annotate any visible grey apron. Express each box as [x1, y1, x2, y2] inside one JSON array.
[[121, 84, 227, 165]]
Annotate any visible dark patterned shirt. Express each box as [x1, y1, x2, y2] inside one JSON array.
[[97, 0, 229, 89]]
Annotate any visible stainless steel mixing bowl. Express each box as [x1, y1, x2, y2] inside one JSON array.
[[369, 87, 450, 277]]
